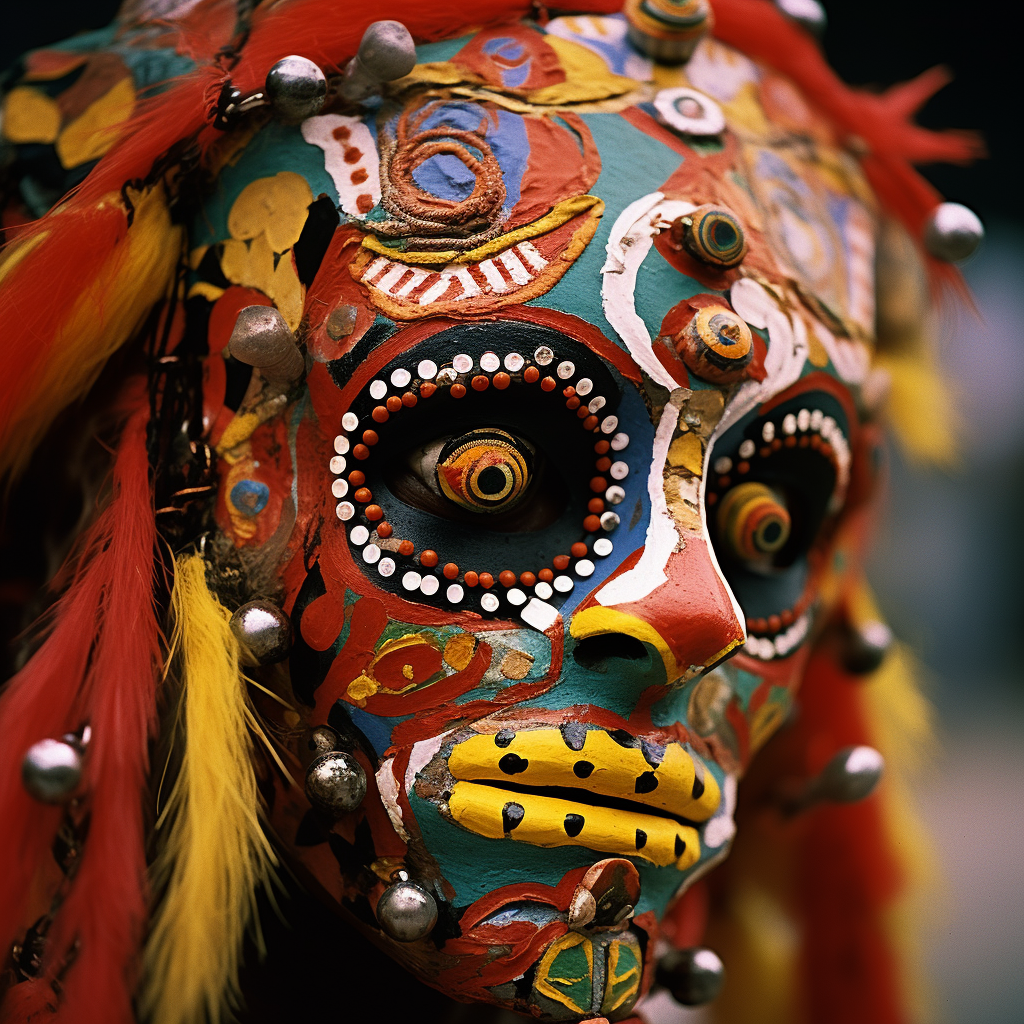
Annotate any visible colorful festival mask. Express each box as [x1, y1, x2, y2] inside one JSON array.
[[0, 2, 983, 1023]]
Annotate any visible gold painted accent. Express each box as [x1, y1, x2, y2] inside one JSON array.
[[603, 938, 642, 1015], [443, 634, 476, 671], [360, 194, 602, 265], [188, 245, 209, 271], [2, 87, 61, 144], [220, 233, 303, 331], [187, 281, 226, 303], [570, 606, 680, 681], [56, 76, 135, 168], [668, 431, 704, 476], [528, 36, 637, 104], [449, 729, 721, 822], [805, 320, 830, 367], [449, 781, 702, 870], [499, 649, 534, 680], [534, 932, 593, 1014], [345, 672, 378, 706], [228, 171, 313, 253]]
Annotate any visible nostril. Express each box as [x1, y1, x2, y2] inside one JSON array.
[[572, 633, 651, 672]]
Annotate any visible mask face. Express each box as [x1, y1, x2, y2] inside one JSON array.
[[196, 16, 881, 1021]]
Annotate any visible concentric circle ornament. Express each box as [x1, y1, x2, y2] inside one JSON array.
[[673, 205, 747, 268], [717, 482, 791, 561], [674, 305, 754, 384], [436, 429, 533, 513], [653, 87, 726, 136]]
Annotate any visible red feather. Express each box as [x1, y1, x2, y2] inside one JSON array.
[[0, 392, 161, 1023]]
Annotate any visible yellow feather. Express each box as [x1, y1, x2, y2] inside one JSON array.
[[142, 554, 276, 1024]]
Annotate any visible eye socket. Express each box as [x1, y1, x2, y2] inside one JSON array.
[[435, 429, 534, 513], [717, 482, 791, 569]]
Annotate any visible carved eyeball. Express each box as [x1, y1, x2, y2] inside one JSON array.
[[435, 429, 533, 513], [673, 205, 747, 268], [674, 305, 753, 384], [717, 482, 791, 563]]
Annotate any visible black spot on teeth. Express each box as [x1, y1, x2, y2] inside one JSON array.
[[635, 771, 659, 794], [635, 829, 648, 850], [691, 775, 705, 800], [563, 813, 585, 838], [498, 753, 529, 775], [607, 729, 639, 748], [502, 801, 525, 833], [674, 834, 687, 859], [560, 722, 588, 751], [494, 729, 516, 748], [573, 760, 595, 779]]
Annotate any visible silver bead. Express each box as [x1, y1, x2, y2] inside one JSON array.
[[265, 56, 327, 123], [841, 619, 893, 675], [924, 202, 984, 262], [227, 306, 305, 388], [304, 750, 366, 817], [656, 947, 726, 1006], [376, 877, 438, 942], [775, 0, 827, 36], [341, 21, 417, 102], [230, 601, 293, 664], [299, 725, 341, 769], [814, 745, 885, 804], [22, 738, 83, 804]]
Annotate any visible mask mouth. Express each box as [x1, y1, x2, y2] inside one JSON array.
[[423, 724, 721, 870]]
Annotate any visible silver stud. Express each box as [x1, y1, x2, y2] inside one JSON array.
[[925, 202, 984, 262], [340, 21, 417, 102], [305, 750, 367, 817], [265, 56, 327, 123], [376, 874, 438, 942], [783, 745, 885, 815], [841, 619, 894, 675], [600, 511, 620, 531], [22, 738, 83, 804], [230, 601, 293, 664], [775, 0, 827, 36], [656, 947, 726, 1006], [480, 592, 500, 613], [298, 725, 340, 770], [227, 306, 305, 387]]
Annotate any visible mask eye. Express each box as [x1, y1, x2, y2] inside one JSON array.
[[436, 429, 533, 513], [717, 482, 791, 569]]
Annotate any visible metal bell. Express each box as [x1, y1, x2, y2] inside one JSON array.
[[814, 745, 885, 804], [340, 21, 417, 102], [229, 601, 293, 665], [299, 725, 341, 769], [265, 55, 327, 123], [656, 947, 726, 1006], [775, 0, 827, 36], [22, 738, 83, 804], [376, 872, 438, 942], [227, 307, 305, 389], [924, 202, 984, 262], [304, 750, 367, 817], [841, 619, 893, 675]]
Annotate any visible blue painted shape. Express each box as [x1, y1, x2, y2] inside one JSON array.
[[482, 36, 531, 89], [384, 101, 526, 220], [344, 704, 409, 758], [192, 121, 339, 248], [229, 479, 269, 516]]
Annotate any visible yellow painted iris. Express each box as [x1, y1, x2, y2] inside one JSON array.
[[717, 481, 791, 562], [435, 429, 532, 513]]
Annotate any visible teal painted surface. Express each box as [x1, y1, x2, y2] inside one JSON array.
[[414, 34, 477, 64], [192, 122, 338, 248], [731, 668, 764, 714]]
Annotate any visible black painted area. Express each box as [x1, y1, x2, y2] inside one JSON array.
[[635, 771, 659, 794], [563, 813, 585, 838], [294, 810, 330, 847], [501, 801, 525, 833], [635, 828, 648, 850], [327, 315, 397, 390], [691, 775, 705, 800], [571, 632, 650, 672], [607, 728, 640, 748], [573, 760, 594, 779], [494, 729, 516, 748], [498, 752, 529, 775], [292, 195, 339, 286], [674, 834, 687, 859]]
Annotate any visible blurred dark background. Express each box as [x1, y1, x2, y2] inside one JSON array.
[[2, 2, 1021, 1023]]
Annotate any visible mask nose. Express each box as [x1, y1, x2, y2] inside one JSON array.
[[570, 536, 746, 685]]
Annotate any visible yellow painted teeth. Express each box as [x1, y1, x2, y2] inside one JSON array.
[[447, 729, 721, 823], [448, 782, 701, 870]]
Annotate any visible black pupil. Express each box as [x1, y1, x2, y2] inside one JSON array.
[[477, 465, 507, 496], [712, 220, 736, 248], [762, 521, 781, 543]]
